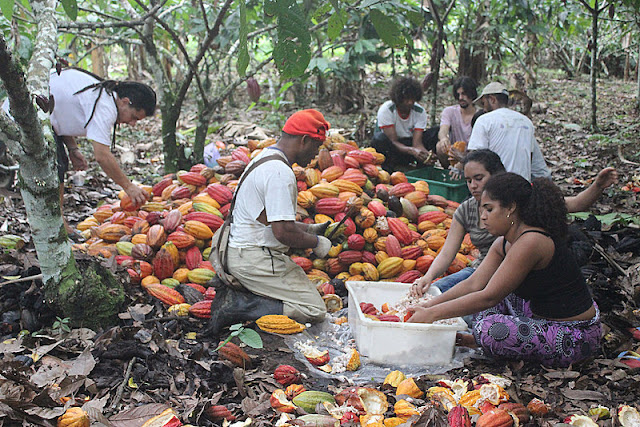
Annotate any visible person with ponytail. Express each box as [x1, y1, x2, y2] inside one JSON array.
[[408, 172, 601, 367], [50, 68, 156, 236], [4, 67, 157, 237]]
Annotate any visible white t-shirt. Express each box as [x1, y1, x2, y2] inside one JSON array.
[[2, 69, 118, 146], [377, 100, 428, 139], [49, 69, 118, 146], [229, 147, 297, 251], [468, 107, 550, 181], [440, 105, 472, 143]]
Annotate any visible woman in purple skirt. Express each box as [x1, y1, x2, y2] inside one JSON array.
[[408, 172, 601, 367]]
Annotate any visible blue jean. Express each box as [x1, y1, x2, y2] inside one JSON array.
[[433, 267, 475, 293]]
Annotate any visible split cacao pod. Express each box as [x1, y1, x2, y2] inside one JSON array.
[[57, 407, 90, 427]]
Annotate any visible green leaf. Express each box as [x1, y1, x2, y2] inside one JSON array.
[[237, 328, 263, 349], [369, 9, 405, 48], [0, 0, 14, 21], [568, 212, 591, 221], [236, 0, 249, 77], [229, 323, 243, 331], [271, 0, 311, 78], [61, 0, 77, 21], [327, 10, 347, 41]]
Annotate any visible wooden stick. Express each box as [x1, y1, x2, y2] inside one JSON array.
[[0, 274, 43, 287], [593, 243, 628, 277], [110, 357, 136, 411]]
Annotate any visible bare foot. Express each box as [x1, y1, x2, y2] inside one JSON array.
[[455, 332, 477, 348]]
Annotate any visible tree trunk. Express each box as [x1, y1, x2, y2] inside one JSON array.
[[430, 36, 443, 127], [194, 101, 217, 164], [590, 3, 598, 131], [91, 41, 106, 78], [637, 38, 640, 111], [0, 0, 124, 329]]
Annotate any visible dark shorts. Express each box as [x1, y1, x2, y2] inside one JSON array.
[[54, 133, 68, 184], [370, 126, 439, 170]]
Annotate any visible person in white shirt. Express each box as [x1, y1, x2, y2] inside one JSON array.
[[467, 82, 550, 181], [205, 109, 332, 338], [371, 77, 438, 170], [2, 68, 156, 237], [436, 76, 478, 168]]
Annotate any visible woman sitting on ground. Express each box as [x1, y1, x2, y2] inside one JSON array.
[[408, 172, 601, 367], [411, 149, 617, 297]]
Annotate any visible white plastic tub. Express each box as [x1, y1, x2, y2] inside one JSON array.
[[346, 281, 467, 366]]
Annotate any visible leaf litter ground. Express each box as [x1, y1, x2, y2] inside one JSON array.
[[0, 73, 639, 426]]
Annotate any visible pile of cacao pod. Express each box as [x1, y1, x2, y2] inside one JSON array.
[[74, 134, 476, 314], [265, 366, 640, 426]]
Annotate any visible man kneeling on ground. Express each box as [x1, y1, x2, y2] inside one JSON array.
[[204, 109, 333, 337]]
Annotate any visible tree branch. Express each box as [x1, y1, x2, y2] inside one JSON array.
[[198, 0, 210, 32], [58, 3, 163, 29]]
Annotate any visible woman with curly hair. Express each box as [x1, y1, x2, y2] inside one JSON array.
[[409, 172, 601, 367], [371, 77, 441, 170], [411, 149, 617, 298]]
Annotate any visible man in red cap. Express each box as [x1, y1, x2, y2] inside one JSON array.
[[205, 109, 333, 337]]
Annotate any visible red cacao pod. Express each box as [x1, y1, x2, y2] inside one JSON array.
[[246, 77, 261, 102], [273, 365, 301, 387]]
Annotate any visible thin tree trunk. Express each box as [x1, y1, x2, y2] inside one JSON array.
[[590, 3, 598, 130], [637, 39, 640, 111], [430, 36, 442, 127]]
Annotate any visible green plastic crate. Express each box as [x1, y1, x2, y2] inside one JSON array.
[[405, 166, 470, 203]]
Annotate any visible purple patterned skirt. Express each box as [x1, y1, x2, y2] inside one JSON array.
[[472, 294, 601, 367]]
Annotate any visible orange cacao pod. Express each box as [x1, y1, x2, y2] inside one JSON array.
[[57, 407, 90, 427], [476, 409, 513, 427], [167, 231, 195, 249], [145, 283, 185, 305], [320, 165, 344, 181], [95, 224, 131, 243], [184, 220, 213, 240]]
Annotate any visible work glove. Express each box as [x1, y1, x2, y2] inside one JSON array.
[[312, 236, 332, 258], [307, 221, 331, 235]]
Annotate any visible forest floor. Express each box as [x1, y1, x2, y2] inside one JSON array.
[[0, 72, 640, 426]]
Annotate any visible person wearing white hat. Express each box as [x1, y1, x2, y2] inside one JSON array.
[[467, 82, 550, 181]]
